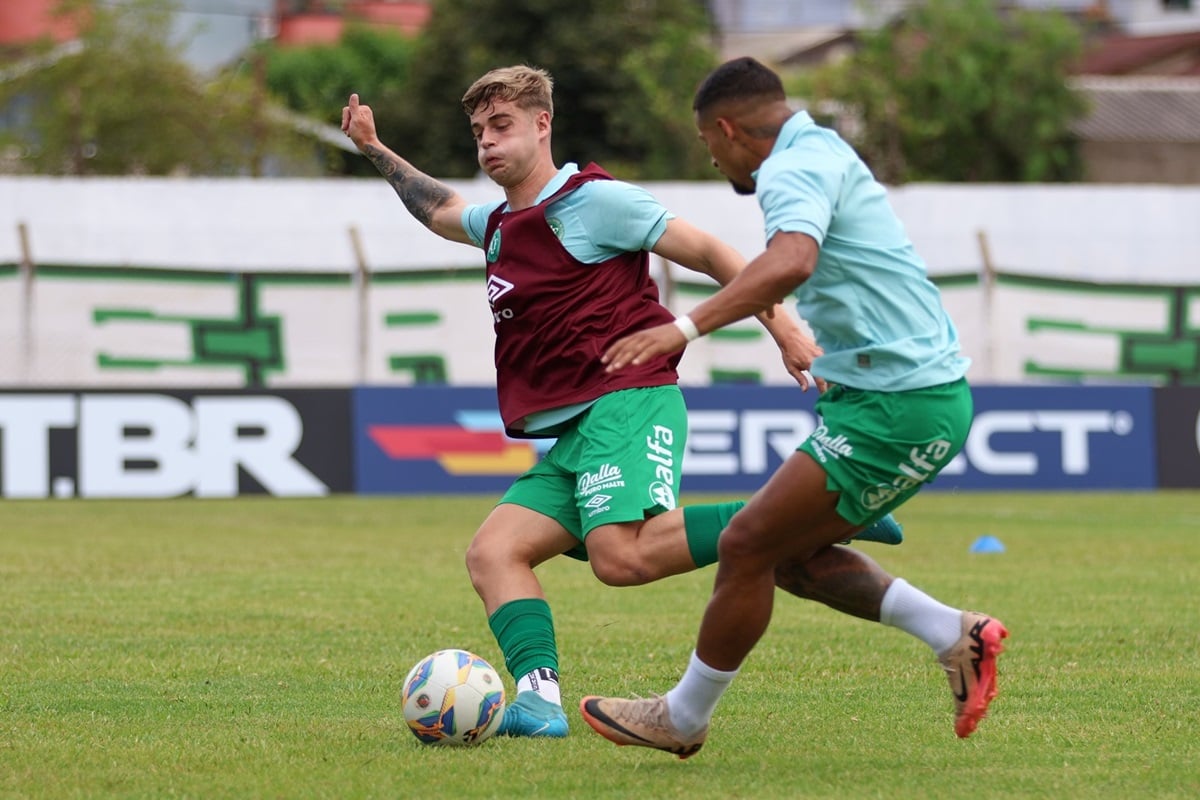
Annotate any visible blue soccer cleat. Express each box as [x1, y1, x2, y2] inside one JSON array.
[[852, 513, 904, 545], [497, 691, 569, 738]]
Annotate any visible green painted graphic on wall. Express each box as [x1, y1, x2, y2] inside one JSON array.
[[94, 276, 284, 384], [1010, 277, 1200, 386], [384, 311, 447, 383], [3, 265, 1197, 387]]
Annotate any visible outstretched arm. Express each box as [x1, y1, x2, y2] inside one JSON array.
[[649, 219, 823, 388], [341, 93, 473, 245]]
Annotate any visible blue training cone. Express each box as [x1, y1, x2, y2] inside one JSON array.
[[970, 535, 1006, 554]]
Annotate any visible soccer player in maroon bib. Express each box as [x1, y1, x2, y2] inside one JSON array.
[[342, 65, 903, 738]]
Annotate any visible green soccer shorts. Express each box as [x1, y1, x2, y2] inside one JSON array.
[[798, 378, 973, 526], [500, 385, 688, 560]]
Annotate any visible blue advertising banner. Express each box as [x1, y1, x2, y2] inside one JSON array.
[[354, 386, 549, 494], [674, 385, 820, 493], [352, 385, 1157, 494], [681, 385, 1157, 492], [937, 385, 1156, 490]]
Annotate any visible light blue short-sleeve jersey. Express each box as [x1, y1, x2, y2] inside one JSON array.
[[462, 163, 674, 263], [755, 111, 969, 391]]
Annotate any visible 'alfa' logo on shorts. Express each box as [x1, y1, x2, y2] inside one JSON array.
[[861, 440, 954, 511]]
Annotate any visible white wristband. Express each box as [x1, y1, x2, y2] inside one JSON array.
[[673, 315, 701, 342]]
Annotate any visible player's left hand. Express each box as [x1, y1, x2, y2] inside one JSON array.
[[602, 323, 688, 372]]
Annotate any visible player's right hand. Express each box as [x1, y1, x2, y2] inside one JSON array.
[[602, 323, 689, 372]]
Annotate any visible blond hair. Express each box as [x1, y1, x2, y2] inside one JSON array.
[[461, 65, 554, 117]]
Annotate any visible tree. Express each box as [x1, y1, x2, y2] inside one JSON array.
[[0, 0, 317, 176], [256, 24, 419, 176], [804, 0, 1086, 183], [395, 0, 720, 180]]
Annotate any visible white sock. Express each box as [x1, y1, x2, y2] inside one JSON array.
[[880, 578, 964, 656], [665, 651, 738, 736], [516, 667, 562, 706]]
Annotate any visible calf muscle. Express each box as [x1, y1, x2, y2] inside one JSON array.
[[774, 545, 892, 622]]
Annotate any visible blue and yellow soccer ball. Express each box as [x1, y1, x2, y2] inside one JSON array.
[[401, 649, 506, 745]]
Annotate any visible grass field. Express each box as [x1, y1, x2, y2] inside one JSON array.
[[2, 492, 1198, 799]]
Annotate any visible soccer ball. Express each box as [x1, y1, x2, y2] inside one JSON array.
[[401, 649, 506, 745]]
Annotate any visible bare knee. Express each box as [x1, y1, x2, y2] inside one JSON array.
[[715, 515, 775, 565], [464, 531, 505, 594], [465, 522, 540, 593]]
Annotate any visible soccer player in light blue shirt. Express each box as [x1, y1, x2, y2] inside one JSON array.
[[756, 112, 970, 390], [584, 57, 1007, 757]]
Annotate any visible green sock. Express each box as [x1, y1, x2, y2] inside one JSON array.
[[487, 598, 559, 681], [682, 501, 746, 568]]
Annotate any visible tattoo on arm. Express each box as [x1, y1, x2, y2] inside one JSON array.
[[363, 143, 454, 229]]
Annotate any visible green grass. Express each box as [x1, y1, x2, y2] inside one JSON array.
[[2, 492, 1198, 799]]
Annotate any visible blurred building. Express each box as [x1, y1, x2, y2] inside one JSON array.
[[0, 0, 80, 48], [273, 1, 430, 47], [3, 0, 1199, 181], [0, 1, 430, 72], [1070, 28, 1200, 181], [0, 0, 277, 71], [711, 0, 1200, 183], [6, 1, 1199, 71], [712, 0, 1200, 63]]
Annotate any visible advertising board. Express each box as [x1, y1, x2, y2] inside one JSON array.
[[0, 390, 351, 498]]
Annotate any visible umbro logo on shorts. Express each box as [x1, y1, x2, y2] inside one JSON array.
[[585, 494, 612, 509]]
